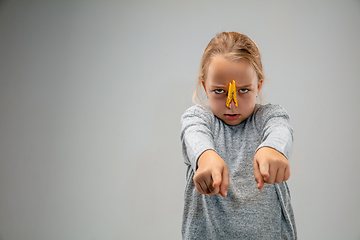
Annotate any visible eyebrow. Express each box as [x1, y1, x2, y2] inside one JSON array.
[[210, 84, 227, 88], [210, 84, 253, 88], [237, 84, 253, 88]]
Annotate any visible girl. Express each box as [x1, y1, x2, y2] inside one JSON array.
[[180, 32, 297, 239]]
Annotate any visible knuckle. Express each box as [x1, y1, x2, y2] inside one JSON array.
[[195, 186, 203, 194], [193, 174, 199, 182], [273, 158, 281, 165], [266, 178, 274, 184], [275, 179, 282, 183]]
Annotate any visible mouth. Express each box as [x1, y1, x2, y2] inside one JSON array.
[[225, 114, 240, 120]]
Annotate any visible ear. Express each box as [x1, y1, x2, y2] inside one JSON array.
[[257, 79, 264, 93], [201, 81, 207, 92]]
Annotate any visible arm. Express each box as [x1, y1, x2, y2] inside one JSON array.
[[181, 106, 229, 197], [180, 106, 215, 171], [253, 105, 294, 190]]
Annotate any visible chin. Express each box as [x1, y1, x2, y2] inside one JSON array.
[[224, 119, 242, 126]]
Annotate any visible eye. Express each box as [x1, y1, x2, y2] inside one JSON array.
[[214, 89, 225, 94], [239, 89, 249, 94]]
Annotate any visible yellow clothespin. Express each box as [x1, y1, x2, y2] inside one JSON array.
[[226, 80, 238, 107]]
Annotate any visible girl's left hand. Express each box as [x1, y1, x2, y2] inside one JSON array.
[[253, 147, 290, 190]]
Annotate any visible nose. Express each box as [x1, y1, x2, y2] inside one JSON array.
[[227, 99, 236, 109]]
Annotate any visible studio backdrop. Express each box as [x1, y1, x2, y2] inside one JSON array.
[[0, 1, 359, 239]]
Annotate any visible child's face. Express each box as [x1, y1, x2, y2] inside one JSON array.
[[203, 56, 262, 126]]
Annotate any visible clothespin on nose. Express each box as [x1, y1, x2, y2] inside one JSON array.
[[226, 80, 238, 107]]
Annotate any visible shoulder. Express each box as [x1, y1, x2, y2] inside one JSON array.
[[251, 104, 291, 131], [253, 103, 290, 120], [181, 105, 214, 121], [180, 105, 216, 131]]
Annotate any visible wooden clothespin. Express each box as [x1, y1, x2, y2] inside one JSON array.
[[226, 80, 238, 107]]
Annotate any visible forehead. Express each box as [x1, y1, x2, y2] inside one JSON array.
[[206, 56, 257, 85]]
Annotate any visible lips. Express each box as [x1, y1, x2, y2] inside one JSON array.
[[225, 114, 239, 120]]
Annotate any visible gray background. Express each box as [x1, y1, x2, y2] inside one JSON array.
[[1, 0, 359, 239]]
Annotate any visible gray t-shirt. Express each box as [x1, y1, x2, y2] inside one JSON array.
[[180, 104, 297, 240]]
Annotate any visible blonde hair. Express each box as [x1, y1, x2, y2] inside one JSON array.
[[193, 32, 265, 104]]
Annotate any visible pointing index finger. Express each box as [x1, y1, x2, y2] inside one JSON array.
[[260, 163, 270, 179], [212, 171, 222, 188]]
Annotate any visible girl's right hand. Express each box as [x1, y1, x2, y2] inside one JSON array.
[[193, 150, 230, 197]]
